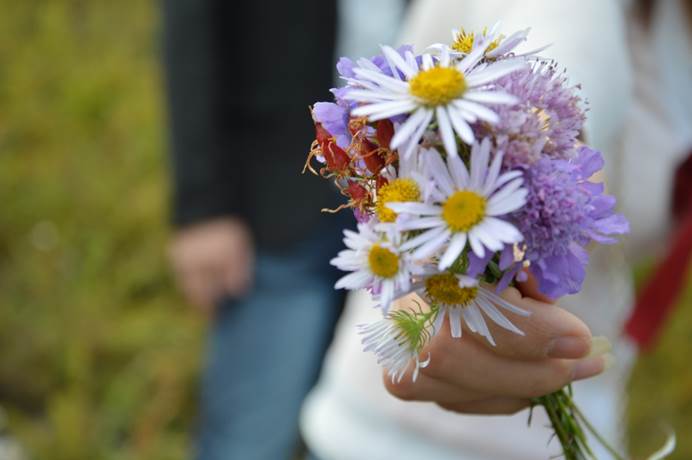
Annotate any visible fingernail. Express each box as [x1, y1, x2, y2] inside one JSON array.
[[587, 336, 612, 358], [573, 353, 614, 381], [547, 336, 591, 359]]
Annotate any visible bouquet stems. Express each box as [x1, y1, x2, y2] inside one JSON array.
[[533, 385, 626, 460]]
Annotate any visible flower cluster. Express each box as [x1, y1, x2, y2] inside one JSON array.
[[305, 25, 628, 382]]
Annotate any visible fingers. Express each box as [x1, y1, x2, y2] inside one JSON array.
[[421, 330, 608, 399], [438, 397, 531, 415], [384, 369, 489, 404], [466, 287, 593, 361]]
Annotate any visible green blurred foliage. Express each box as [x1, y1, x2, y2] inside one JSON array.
[[0, 1, 689, 460], [627, 266, 692, 460], [0, 1, 203, 459]]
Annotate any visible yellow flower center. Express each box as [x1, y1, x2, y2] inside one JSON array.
[[409, 67, 466, 106], [368, 245, 399, 278], [376, 178, 421, 223], [451, 28, 501, 55], [425, 273, 478, 306], [442, 190, 486, 232]]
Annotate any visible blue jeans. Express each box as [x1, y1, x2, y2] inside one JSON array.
[[195, 231, 345, 460]]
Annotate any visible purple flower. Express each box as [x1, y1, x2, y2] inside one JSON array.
[[316, 46, 417, 150], [509, 146, 629, 298], [312, 102, 350, 149], [489, 61, 586, 167]]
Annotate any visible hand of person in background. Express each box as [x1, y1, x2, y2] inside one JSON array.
[[169, 217, 255, 314], [384, 277, 612, 415]]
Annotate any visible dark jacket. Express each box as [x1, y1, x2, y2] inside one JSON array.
[[162, 0, 340, 248]]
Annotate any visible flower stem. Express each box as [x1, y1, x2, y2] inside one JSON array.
[[533, 386, 628, 460]]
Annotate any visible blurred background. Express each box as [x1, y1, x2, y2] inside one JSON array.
[[0, 1, 689, 460]]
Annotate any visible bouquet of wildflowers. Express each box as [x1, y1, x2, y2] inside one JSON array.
[[304, 24, 641, 459]]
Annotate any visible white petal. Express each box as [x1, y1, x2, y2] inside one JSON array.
[[404, 50, 419, 72], [449, 307, 463, 338], [493, 170, 523, 192], [422, 53, 434, 71], [482, 150, 505, 196], [447, 106, 475, 144], [381, 45, 416, 78], [462, 307, 478, 333], [446, 152, 470, 189], [401, 109, 434, 158], [477, 298, 524, 335], [386, 202, 441, 215], [468, 304, 496, 345], [487, 189, 527, 216], [457, 39, 492, 73], [353, 67, 409, 92], [436, 106, 458, 157], [432, 307, 446, 334], [391, 108, 429, 149], [411, 229, 451, 260], [397, 217, 445, 233], [426, 149, 456, 195], [468, 231, 485, 258], [468, 141, 485, 191], [466, 59, 526, 87], [438, 233, 467, 270], [480, 288, 531, 316], [470, 224, 503, 252], [464, 90, 519, 105], [482, 217, 523, 243], [345, 88, 403, 102], [352, 99, 417, 119], [487, 177, 524, 207], [454, 100, 500, 124], [400, 226, 446, 251], [335, 270, 371, 289]]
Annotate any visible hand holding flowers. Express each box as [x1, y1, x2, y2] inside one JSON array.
[[302, 23, 671, 459]]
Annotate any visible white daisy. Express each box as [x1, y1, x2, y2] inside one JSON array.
[[448, 24, 548, 60], [387, 139, 527, 269], [331, 221, 419, 312], [358, 316, 432, 383], [374, 146, 436, 224], [344, 42, 524, 158], [415, 271, 530, 346]]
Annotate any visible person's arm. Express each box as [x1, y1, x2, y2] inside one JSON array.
[[162, 0, 253, 311]]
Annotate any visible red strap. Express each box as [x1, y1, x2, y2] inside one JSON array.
[[625, 153, 692, 351], [624, 217, 692, 351]]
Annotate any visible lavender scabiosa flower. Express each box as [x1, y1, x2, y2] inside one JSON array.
[[488, 61, 586, 167], [509, 146, 629, 298]]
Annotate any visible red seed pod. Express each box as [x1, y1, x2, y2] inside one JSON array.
[[315, 123, 331, 146], [324, 141, 350, 172], [346, 181, 369, 201], [360, 138, 385, 174], [376, 120, 395, 148]]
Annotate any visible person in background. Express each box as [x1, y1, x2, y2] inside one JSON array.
[[161, 1, 347, 459], [301, 0, 692, 459]]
